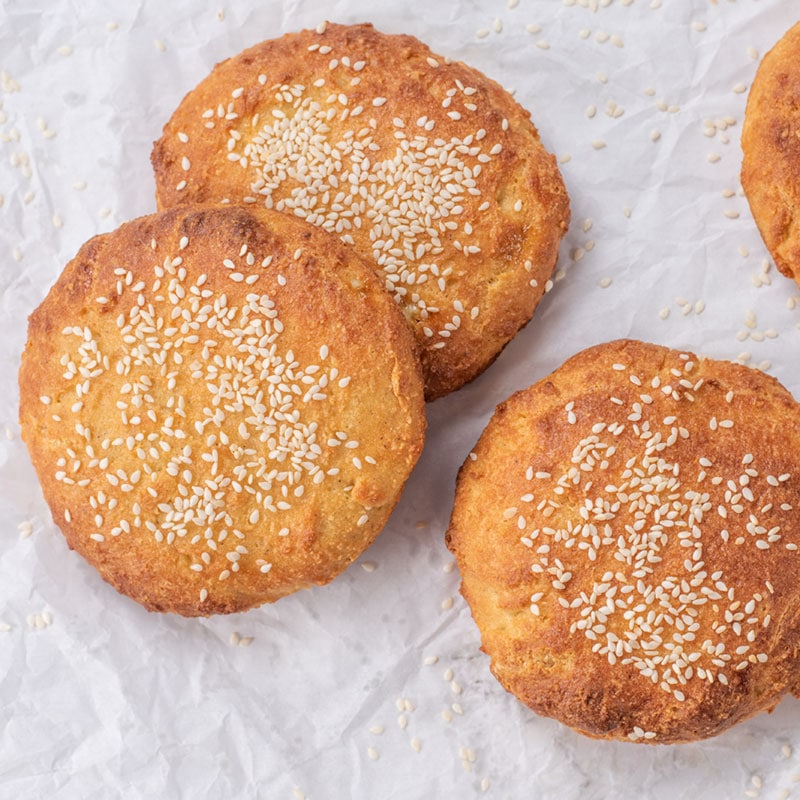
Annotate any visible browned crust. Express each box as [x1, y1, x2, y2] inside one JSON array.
[[742, 21, 800, 281], [151, 22, 570, 400], [19, 204, 425, 616], [447, 339, 800, 743]]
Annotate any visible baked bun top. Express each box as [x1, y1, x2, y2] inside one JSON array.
[[742, 21, 800, 281], [447, 339, 800, 743], [152, 22, 570, 400], [19, 204, 425, 616]]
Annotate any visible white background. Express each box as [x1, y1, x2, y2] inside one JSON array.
[[2, 1, 800, 798]]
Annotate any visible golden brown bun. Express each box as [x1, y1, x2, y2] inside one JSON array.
[[19, 204, 425, 616], [151, 22, 570, 400], [742, 22, 800, 280], [447, 339, 800, 743]]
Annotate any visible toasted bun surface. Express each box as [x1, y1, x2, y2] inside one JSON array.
[[742, 22, 800, 282], [447, 339, 800, 743], [20, 204, 425, 615], [152, 22, 570, 399]]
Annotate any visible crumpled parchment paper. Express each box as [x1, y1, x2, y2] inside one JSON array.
[[3, 1, 800, 797]]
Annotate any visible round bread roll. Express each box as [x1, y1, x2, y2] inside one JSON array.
[[447, 339, 800, 743], [19, 205, 425, 616], [742, 22, 800, 282], [151, 22, 570, 400]]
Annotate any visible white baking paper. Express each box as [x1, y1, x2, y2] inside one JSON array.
[[3, 1, 800, 797]]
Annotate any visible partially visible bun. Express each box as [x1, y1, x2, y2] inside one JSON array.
[[152, 22, 570, 399], [742, 22, 800, 281]]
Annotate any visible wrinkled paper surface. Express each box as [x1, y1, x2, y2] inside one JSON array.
[[2, 1, 800, 797]]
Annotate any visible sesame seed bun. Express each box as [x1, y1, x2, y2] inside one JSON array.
[[151, 22, 570, 400], [446, 339, 800, 743], [19, 204, 425, 616], [742, 22, 800, 282]]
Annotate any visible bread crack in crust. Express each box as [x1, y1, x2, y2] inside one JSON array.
[[20, 205, 425, 616], [152, 22, 570, 399], [447, 340, 800, 743]]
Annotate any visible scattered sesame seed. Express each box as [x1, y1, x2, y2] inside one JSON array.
[[26, 611, 54, 630]]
